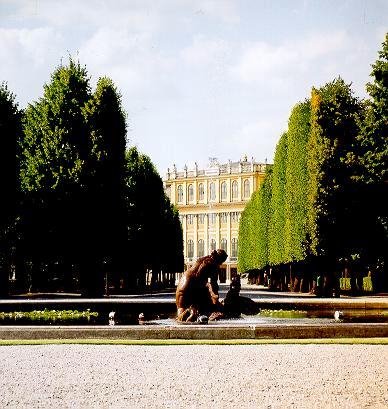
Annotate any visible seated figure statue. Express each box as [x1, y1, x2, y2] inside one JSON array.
[[176, 249, 227, 322], [223, 275, 260, 318]]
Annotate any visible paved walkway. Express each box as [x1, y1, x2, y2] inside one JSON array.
[[0, 344, 387, 408]]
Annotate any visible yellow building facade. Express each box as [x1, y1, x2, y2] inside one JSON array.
[[164, 157, 267, 283]]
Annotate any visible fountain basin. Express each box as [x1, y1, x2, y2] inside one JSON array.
[[0, 322, 387, 340]]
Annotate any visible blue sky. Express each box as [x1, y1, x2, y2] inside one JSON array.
[[1, 0, 387, 176]]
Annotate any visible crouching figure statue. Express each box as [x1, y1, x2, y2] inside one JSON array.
[[176, 249, 227, 322]]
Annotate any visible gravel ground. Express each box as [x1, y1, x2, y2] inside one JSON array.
[[0, 344, 387, 408]]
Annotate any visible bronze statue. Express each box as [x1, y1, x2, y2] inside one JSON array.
[[176, 249, 227, 322], [223, 275, 260, 318]]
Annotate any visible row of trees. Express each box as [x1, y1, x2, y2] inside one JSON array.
[[238, 34, 388, 293], [0, 59, 183, 297]]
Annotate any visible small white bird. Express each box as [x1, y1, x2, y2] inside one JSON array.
[[108, 311, 116, 326], [334, 311, 343, 321]]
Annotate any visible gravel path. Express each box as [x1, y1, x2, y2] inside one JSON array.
[[0, 344, 387, 408]]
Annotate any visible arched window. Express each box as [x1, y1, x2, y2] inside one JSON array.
[[187, 240, 194, 258], [209, 182, 216, 201], [210, 239, 216, 252], [231, 212, 239, 223], [209, 213, 216, 225], [243, 179, 250, 198], [198, 183, 204, 201], [232, 238, 238, 257], [188, 184, 194, 202], [221, 238, 227, 252], [177, 185, 183, 203], [221, 181, 227, 201], [232, 180, 238, 200], [198, 239, 204, 258]]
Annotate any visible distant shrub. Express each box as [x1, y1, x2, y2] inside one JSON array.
[[0, 309, 98, 323]]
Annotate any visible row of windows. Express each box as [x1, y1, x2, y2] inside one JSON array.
[[186, 238, 238, 258], [177, 180, 251, 203], [180, 212, 241, 225]]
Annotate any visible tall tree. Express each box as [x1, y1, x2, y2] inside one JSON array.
[[356, 33, 388, 183], [268, 133, 288, 266], [0, 83, 21, 296], [307, 78, 361, 265], [238, 167, 272, 272], [352, 34, 388, 289], [20, 59, 93, 293], [237, 190, 261, 272], [284, 101, 311, 263], [83, 77, 127, 288], [124, 147, 183, 287]]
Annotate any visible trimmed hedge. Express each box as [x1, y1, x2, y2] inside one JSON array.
[[339, 277, 373, 292]]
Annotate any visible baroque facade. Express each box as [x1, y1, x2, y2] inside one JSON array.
[[164, 156, 267, 283]]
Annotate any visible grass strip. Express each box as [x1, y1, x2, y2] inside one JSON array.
[[0, 338, 387, 346]]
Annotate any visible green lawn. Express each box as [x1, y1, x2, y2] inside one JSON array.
[[0, 338, 387, 346]]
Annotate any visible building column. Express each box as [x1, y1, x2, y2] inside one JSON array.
[[193, 215, 198, 259], [204, 213, 209, 254], [216, 213, 220, 252], [226, 212, 232, 283]]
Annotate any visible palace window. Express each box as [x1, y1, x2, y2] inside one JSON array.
[[187, 240, 194, 258], [198, 239, 204, 257], [220, 212, 228, 224], [198, 214, 205, 224], [198, 183, 204, 201], [210, 239, 216, 252], [209, 213, 216, 225], [243, 179, 250, 198], [232, 180, 238, 200], [209, 182, 216, 201], [221, 181, 227, 201], [231, 212, 240, 223], [232, 238, 238, 257], [221, 238, 227, 252], [187, 215, 194, 225], [177, 185, 183, 203], [188, 184, 194, 202]]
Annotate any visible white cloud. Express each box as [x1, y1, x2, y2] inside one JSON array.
[[78, 26, 176, 96], [225, 119, 286, 163], [191, 0, 240, 24], [181, 35, 229, 66], [232, 31, 350, 85], [19, 0, 161, 33], [0, 27, 63, 67]]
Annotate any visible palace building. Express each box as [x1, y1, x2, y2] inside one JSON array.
[[164, 156, 268, 283]]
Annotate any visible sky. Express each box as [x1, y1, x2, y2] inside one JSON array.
[[1, 0, 387, 177]]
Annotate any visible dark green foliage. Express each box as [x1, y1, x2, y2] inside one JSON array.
[[237, 36, 387, 291], [356, 33, 388, 183], [237, 190, 260, 272], [162, 203, 184, 275], [125, 147, 183, 287], [284, 101, 311, 262], [1, 58, 184, 295], [82, 77, 127, 290], [20, 59, 94, 294], [350, 34, 388, 289], [0, 83, 21, 296], [21, 59, 91, 192], [238, 167, 272, 271], [19, 60, 131, 295], [307, 78, 361, 258], [268, 133, 288, 265]]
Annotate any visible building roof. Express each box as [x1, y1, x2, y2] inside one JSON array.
[[165, 156, 268, 180]]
